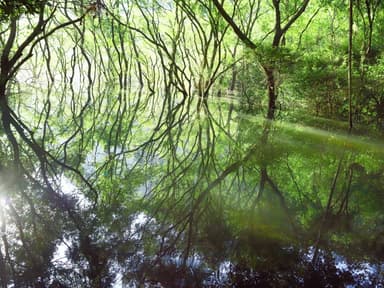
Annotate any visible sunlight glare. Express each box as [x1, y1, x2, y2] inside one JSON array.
[[0, 189, 8, 224]]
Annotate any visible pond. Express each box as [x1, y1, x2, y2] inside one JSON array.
[[2, 97, 384, 288], [77, 99, 384, 287]]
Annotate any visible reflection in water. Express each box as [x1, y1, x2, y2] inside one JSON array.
[[87, 99, 383, 287], [1, 98, 384, 287]]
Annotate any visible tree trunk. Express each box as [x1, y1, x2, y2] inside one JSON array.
[[348, 0, 353, 130], [264, 66, 277, 119]]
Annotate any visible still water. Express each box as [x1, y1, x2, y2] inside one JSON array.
[[91, 102, 384, 287], [5, 97, 384, 287]]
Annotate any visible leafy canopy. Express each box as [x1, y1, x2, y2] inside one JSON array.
[[0, 0, 43, 20]]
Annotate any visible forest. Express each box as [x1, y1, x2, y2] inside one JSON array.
[[0, 0, 383, 287]]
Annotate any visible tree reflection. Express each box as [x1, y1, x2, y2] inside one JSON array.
[[0, 1, 383, 287], [117, 106, 383, 287]]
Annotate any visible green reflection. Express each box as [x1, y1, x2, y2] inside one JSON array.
[[120, 102, 384, 286]]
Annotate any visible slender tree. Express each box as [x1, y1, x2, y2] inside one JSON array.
[[348, 0, 353, 130], [212, 0, 310, 119]]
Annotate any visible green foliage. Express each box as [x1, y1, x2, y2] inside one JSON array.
[[0, 0, 43, 20], [0, 0, 384, 286], [288, 53, 347, 118]]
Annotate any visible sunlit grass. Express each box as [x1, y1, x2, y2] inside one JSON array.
[[274, 120, 384, 155], [226, 105, 384, 155]]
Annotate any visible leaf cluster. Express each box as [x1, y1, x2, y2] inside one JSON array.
[[0, 0, 44, 21]]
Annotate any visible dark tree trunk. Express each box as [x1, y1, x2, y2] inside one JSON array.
[[264, 67, 277, 119]]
